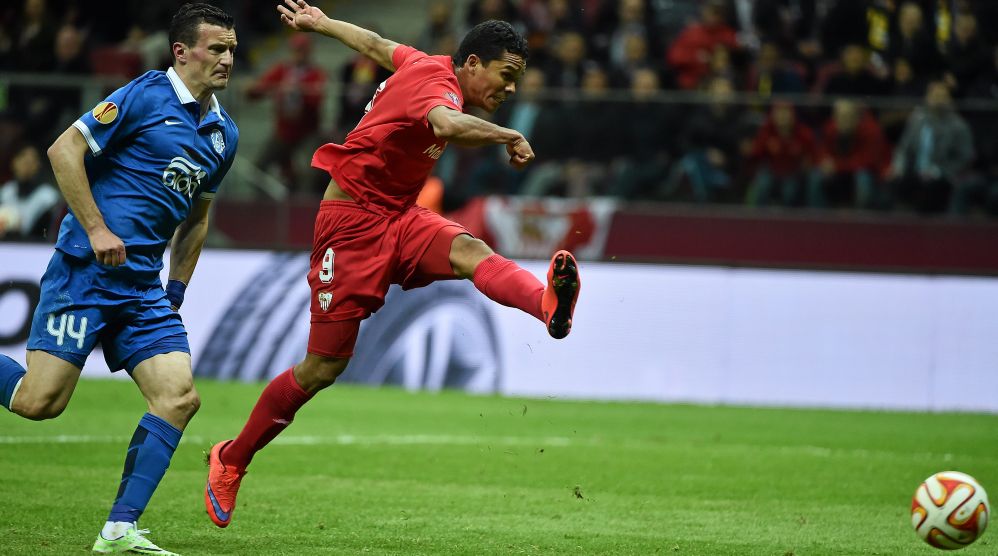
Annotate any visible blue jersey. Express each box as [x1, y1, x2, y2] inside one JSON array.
[[58, 67, 239, 283]]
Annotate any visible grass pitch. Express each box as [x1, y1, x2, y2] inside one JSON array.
[[1, 379, 996, 555]]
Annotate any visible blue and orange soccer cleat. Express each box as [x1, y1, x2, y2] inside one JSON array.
[[541, 250, 581, 339], [205, 441, 245, 528]]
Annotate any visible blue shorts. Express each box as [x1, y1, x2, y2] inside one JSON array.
[[26, 250, 189, 373]]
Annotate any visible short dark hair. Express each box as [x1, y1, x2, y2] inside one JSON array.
[[452, 20, 528, 67], [169, 3, 234, 54]]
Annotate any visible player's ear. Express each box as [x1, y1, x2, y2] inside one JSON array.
[[172, 42, 187, 64], [466, 54, 480, 74]]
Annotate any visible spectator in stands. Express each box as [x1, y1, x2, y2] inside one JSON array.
[[814, 43, 887, 98], [745, 102, 817, 207], [609, 33, 660, 88], [0, 144, 60, 241], [876, 56, 926, 145], [886, 2, 942, 81], [819, 0, 878, 63], [751, 0, 820, 58], [704, 45, 737, 88], [523, 63, 616, 197], [889, 80, 975, 213], [609, 68, 675, 199], [666, 0, 738, 90], [745, 42, 805, 98], [23, 24, 90, 147], [952, 45, 998, 216], [11, 0, 55, 72], [246, 33, 327, 194], [519, 0, 585, 67], [650, 0, 706, 46], [543, 30, 588, 89], [813, 99, 889, 209], [416, 0, 457, 54], [607, 0, 654, 69], [661, 76, 756, 203], [566, 64, 619, 197], [465, 0, 518, 28], [944, 10, 990, 98], [888, 57, 926, 98]]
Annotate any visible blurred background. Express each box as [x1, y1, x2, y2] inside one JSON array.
[[0, 0, 996, 274]]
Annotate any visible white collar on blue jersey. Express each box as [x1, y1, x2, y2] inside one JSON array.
[[166, 66, 224, 122]]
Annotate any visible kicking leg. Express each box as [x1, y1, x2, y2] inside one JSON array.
[[452, 234, 581, 338], [451, 234, 545, 321], [2, 350, 82, 419]]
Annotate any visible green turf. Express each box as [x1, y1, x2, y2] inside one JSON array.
[[1, 379, 996, 555]]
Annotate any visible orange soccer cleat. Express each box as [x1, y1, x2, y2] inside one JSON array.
[[204, 440, 246, 528], [541, 250, 581, 339]]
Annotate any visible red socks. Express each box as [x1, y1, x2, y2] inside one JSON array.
[[223, 368, 313, 469], [472, 254, 544, 321]]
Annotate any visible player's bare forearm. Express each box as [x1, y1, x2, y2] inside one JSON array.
[[169, 199, 211, 284], [278, 1, 398, 72], [47, 127, 108, 235], [428, 107, 522, 147], [313, 18, 398, 71]]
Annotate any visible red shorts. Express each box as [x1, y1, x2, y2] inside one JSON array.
[[307, 200, 469, 358]]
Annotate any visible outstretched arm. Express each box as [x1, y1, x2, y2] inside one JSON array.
[[427, 106, 535, 169], [277, 0, 399, 72]]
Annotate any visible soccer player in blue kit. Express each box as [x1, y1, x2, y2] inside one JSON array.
[[0, 4, 238, 554]]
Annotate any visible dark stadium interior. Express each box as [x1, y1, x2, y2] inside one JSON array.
[[2, 0, 997, 272]]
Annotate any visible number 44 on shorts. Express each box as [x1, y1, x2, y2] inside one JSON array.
[[47, 313, 87, 349]]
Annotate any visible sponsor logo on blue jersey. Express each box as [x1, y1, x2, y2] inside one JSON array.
[[57, 67, 239, 280]]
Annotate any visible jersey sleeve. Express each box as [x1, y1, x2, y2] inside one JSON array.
[[72, 77, 149, 157], [405, 74, 463, 124], [200, 129, 238, 199], [391, 44, 420, 70]]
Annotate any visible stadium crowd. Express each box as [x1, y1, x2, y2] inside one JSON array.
[[2, 0, 998, 242]]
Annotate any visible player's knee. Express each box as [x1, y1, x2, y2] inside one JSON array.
[[450, 236, 493, 278], [14, 392, 68, 421], [295, 356, 349, 394], [150, 387, 200, 425], [170, 387, 200, 421], [180, 388, 201, 418]]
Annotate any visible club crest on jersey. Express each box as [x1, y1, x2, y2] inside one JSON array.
[[211, 129, 225, 154], [444, 92, 460, 107], [92, 102, 118, 124], [317, 291, 333, 312]]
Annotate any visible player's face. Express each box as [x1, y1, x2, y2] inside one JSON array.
[[469, 51, 526, 113], [187, 24, 238, 92]]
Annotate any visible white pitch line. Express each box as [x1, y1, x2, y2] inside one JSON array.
[[0, 435, 985, 463]]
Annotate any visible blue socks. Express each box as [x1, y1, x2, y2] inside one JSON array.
[[0, 354, 27, 411], [108, 413, 183, 523]]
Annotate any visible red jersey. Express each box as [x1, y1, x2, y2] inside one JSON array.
[[312, 45, 464, 216]]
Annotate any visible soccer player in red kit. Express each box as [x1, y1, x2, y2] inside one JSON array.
[[204, 0, 581, 528]]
